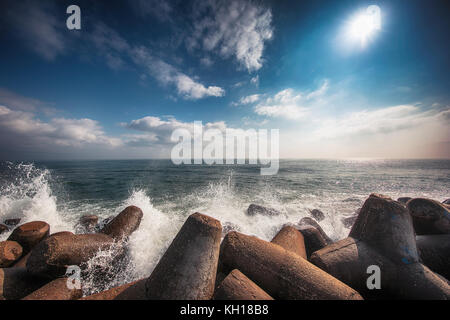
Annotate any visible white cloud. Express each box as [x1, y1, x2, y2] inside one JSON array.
[[122, 116, 227, 146], [91, 24, 225, 100], [188, 0, 273, 72], [251, 75, 260, 86], [5, 1, 66, 61], [0, 88, 49, 112], [251, 80, 331, 120], [130, 0, 173, 22], [254, 88, 307, 120], [0, 105, 120, 148], [130, 46, 225, 99], [232, 94, 261, 106], [312, 105, 450, 139], [306, 80, 329, 100]]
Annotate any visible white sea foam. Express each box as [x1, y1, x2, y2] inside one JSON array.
[[0, 163, 74, 240]]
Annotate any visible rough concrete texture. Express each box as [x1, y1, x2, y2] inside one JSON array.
[[220, 231, 363, 300], [350, 194, 419, 265], [146, 213, 222, 300], [100, 206, 143, 240], [214, 269, 273, 300], [22, 277, 82, 300], [271, 226, 307, 259]]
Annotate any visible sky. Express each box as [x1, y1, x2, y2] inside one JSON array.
[[0, 0, 449, 160]]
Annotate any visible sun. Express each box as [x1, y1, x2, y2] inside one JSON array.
[[345, 6, 381, 48]]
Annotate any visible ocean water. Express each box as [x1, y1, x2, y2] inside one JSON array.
[[0, 159, 449, 295]]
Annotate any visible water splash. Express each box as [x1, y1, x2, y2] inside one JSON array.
[[0, 162, 74, 240]]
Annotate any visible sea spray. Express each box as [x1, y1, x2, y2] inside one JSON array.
[[0, 162, 74, 240]]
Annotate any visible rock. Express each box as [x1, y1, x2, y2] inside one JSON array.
[[0, 267, 49, 300], [369, 193, 392, 200], [407, 198, 450, 235], [397, 197, 412, 204], [443, 199, 450, 205], [146, 213, 222, 300], [12, 252, 31, 268], [350, 194, 419, 265], [79, 215, 98, 231], [80, 278, 146, 300], [13, 232, 74, 269], [298, 217, 333, 244], [49, 231, 74, 238], [22, 277, 82, 300], [0, 224, 9, 235], [7, 221, 50, 253], [310, 209, 325, 221], [341, 215, 358, 228], [310, 237, 450, 300], [219, 231, 363, 300], [4, 218, 21, 227], [100, 206, 143, 240], [26, 233, 115, 279], [416, 235, 450, 280], [213, 269, 274, 300], [0, 241, 23, 267], [271, 226, 307, 259], [222, 222, 241, 237], [246, 204, 282, 216], [296, 226, 329, 258]]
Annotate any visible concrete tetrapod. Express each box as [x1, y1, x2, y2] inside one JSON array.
[[22, 277, 82, 300], [0, 241, 23, 267], [407, 198, 450, 235], [310, 195, 450, 299], [80, 279, 146, 300], [0, 267, 49, 300], [26, 233, 116, 279], [213, 269, 273, 300], [146, 213, 222, 300], [310, 237, 450, 299], [416, 234, 450, 280], [271, 226, 307, 259], [100, 206, 143, 240], [219, 231, 363, 300], [7, 221, 50, 253]]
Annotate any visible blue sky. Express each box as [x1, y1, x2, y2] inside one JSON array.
[[0, 0, 449, 160]]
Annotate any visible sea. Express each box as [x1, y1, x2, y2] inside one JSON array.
[[0, 159, 448, 295]]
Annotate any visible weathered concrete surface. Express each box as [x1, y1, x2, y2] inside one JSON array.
[[0, 241, 23, 267], [100, 206, 143, 240], [310, 237, 450, 300], [416, 235, 450, 280], [26, 233, 115, 278], [407, 198, 450, 235], [298, 217, 333, 244], [80, 278, 147, 300], [397, 197, 412, 204], [213, 269, 274, 300], [146, 213, 222, 300], [13, 232, 74, 268], [310, 209, 325, 221], [219, 231, 362, 300], [0, 224, 9, 235], [22, 277, 82, 300], [296, 226, 328, 258], [350, 194, 419, 265], [8, 221, 50, 253], [246, 204, 282, 216], [0, 267, 49, 300], [271, 226, 307, 259], [79, 215, 99, 232]]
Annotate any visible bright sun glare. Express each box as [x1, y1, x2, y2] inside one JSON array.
[[346, 5, 381, 48]]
